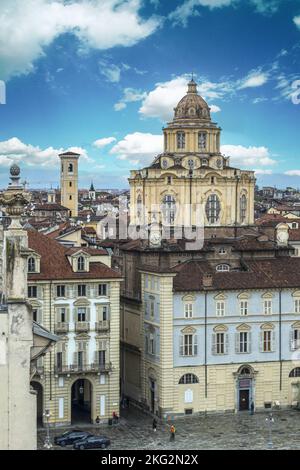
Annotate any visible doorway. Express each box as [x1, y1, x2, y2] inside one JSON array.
[[239, 389, 250, 411], [31, 381, 43, 427], [71, 379, 92, 424]]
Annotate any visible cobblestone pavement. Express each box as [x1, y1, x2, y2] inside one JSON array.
[[38, 407, 300, 450]]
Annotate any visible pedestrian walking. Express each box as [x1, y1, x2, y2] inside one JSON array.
[[170, 424, 176, 441], [250, 401, 255, 415], [152, 418, 157, 432], [95, 415, 100, 425], [112, 411, 119, 424]]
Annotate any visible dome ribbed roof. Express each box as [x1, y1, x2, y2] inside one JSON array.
[[174, 79, 211, 121]]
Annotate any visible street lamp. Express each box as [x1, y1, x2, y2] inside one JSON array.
[[265, 413, 274, 449], [43, 409, 52, 449]]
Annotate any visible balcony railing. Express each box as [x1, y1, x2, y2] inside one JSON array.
[[54, 362, 112, 375], [95, 320, 110, 332], [75, 321, 90, 332], [54, 322, 69, 333]]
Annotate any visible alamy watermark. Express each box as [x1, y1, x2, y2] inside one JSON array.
[[0, 80, 6, 104], [291, 79, 300, 105]]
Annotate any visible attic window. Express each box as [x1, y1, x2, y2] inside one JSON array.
[[28, 257, 36, 273], [77, 256, 86, 272], [216, 264, 230, 272]]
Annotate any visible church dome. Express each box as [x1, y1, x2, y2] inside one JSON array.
[[174, 79, 211, 121]]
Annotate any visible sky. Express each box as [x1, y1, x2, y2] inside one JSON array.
[[0, 0, 300, 190]]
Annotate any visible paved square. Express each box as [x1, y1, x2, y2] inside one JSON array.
[[37, 406, 300, 450]]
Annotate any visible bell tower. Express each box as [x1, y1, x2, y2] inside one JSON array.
[[59, 151, 80, 217]]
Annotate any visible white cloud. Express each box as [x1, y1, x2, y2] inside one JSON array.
[[0, 0, 161, 80], [139, 76, 222, 121], [239, 71, 269, 89], [99, 61, 121, 83], [93, 137, 117, 148], [110, 132, 163, 166], [284, 170, 300, 177], [0, 137, 89, 168], [253, 169, 273, 175], [114, 87, 147, 111], [169, 0, 283, 27], [294, 16, 300, 29], [221, 144, 276, 167]]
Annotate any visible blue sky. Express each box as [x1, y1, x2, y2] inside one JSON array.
[[0, 0, 300, 189]]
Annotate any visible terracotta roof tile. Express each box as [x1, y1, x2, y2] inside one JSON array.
[[27, 230, 121, 281]]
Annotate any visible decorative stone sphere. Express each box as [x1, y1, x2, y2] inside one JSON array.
[[10, 163, 20, 176]]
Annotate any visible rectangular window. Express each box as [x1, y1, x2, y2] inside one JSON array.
[[263, 331, 272, 352], [240, 301, 248, 316], [56, 352, 63, 370], [98, 284, 107, 296], [59, 307, 66, 323], [198, 132, 207, 151], [292, 329, 300, 350], [184, 303, 193, 319], [264, 300, 272, 315], [98, 350, 106, 365], [150, 300, 155, 318], [28, 286, 37, 298], [56, 285, 65, 298], [78, 284, 86, 297], [295, 299, 300, 313], [177, 131, 185, 149], [216, 333, 225, 354], [77, 307, 86, 322], [149, 334, 155, 355], [32, 309, 38, 322], [216, 301, 225, 317], [239, 332, 249, 353]]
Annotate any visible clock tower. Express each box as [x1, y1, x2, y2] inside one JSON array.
[[59, 151, 80, 217]]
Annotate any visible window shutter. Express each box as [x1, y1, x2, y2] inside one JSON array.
[[67, 285, 73, 298], [86, 285, 90, 298], [248, 332, 252, 354], [272, 331, 276, 352], [37, 286, 43, 299], [225, 333, 229, 355], [73, 307, 77, 322], [290, 329, 294, 351], [180, 335, 184, 356], [259, 332, 264, 352], [73, 351, 78, 366], [145, 334, 149, 354], [86, 307, 91, 322], [66, 307, 70, 323], [193, 334, 198, 356], [235, 333, 239, 353], [55, 308, 60, 323], [212, 334, 216, 355]]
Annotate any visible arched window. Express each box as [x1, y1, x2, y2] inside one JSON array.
[[205, 194, 221, 224], [68, 163, 73, 173], [77, 256, 85, 271], [162, 194, 176, 225], [179, 373, 199, 384], [289, 368, 300, 378], [198, 132, 207, 151], [202, 158, 208, 166], [240, 194, 247, 222], [28, 257, 36, 273], [177, 131, 185, 149], [216, 264, 230, 272]]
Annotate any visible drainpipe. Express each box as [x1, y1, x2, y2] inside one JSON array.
[[49, 281, 53, 401]]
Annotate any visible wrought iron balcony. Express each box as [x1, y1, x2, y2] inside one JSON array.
[[95, 320, 110, 332], [75, 321, 90, 332], [54, 362, 112, 375], [54, 322, 69, 333]]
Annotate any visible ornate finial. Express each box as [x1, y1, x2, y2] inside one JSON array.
[[0, 164, 31, 229]]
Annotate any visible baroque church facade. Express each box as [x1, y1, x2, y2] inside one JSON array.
[[129, 79, 255, 232]]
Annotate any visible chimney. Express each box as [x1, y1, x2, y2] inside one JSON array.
[[203, 273, 213, 288]]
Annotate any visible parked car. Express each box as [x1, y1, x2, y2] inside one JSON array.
[[54, 430, 91, 447], [73, 435, 111, 450]]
